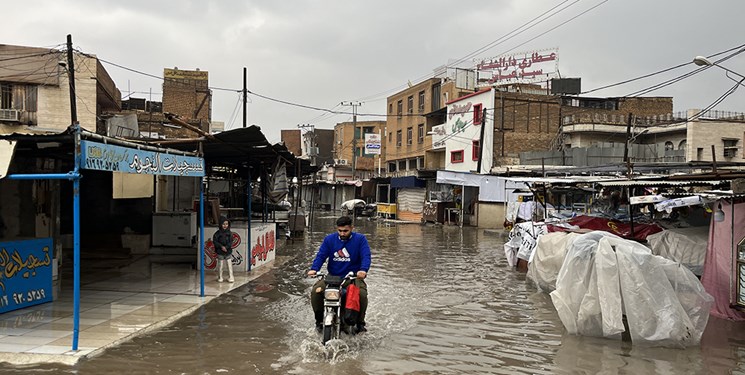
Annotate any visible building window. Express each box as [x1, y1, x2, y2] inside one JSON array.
[[451, 150, 464, 163], [723, 138, 739, 158], [389, 132, 393, 143], [418, 91, 425, 113], [408, 159, 418, 170], [388, 162, 396, 172], [363, 126, 374, 134], [388, 103, 393, 114], [697, 147, 703, 160], [417, 124, 424, 144], [396, 130, 402, 147], [407, 127, 413, 145], [397, 100, 403, 118], [678, 140, 687, 152], [431, 83, 441, 111], [0, 83, 12, 109], [473, 103, 483, 125], [472, 140, 480, 161], [418, 157, 424, 169], [398, 160, 407, 171], [407, 96, 414, 114], [664, 141, 674, 151]]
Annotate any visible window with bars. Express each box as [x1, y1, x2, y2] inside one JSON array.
[[407, 95, 414, 114], [407, 127, 413, 145], [396, 130, 402, 147], [417, 124, 424, 144], [418, 91, 425, 113]]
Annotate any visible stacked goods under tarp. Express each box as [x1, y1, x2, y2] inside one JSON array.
[[550, 231, 713, 348], [527, 232, 579, 292], [647, 226, 709, 276]]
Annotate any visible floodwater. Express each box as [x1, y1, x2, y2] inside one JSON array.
[[4, 216, 745, 374]]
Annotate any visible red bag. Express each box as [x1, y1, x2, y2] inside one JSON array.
[[345, 283, 360, 312]]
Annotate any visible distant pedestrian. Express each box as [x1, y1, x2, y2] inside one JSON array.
[[213, 216, 235, 283]]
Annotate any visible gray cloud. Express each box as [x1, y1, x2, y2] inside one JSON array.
[[5, 0, 744, 143]]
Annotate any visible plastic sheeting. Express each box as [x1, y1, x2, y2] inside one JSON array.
[[550, 232, 713, 347], [647, 226, 709, 276], [527, 232, 579, 292], [701, 201, 745, 321], [503, 222, 547, 267]]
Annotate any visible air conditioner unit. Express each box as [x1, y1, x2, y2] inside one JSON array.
[[0, 109, 20, 122], [335, 159, 348, 165]]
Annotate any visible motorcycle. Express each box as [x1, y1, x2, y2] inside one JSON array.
[[316, 271, 360, 344]]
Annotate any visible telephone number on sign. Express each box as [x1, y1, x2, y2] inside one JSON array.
[[12, 289, 47, 305]]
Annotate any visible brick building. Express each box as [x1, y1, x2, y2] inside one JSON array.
[[385, 78, 472, 177], [161, 68, 211, 132], [333, 120, 386, 175]]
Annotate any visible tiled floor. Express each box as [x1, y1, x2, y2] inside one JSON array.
[[0, 259, 271, 365]]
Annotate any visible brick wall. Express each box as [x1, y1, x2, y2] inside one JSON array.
[[162, 68, 211, 126], [281, 129, 302, 156]]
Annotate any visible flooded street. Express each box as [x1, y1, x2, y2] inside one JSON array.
[[5, 216, 745, 374]]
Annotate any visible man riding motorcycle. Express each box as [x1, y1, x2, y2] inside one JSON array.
[[307, 216, 371, 333]]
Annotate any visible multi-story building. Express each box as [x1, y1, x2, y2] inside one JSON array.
[[0, 44, 121, 133], [281, 128, 334, 166], [384, 78, 473, 177], [333, 120, 386, 176]]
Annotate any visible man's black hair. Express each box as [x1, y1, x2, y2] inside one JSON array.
[[336, 216, 353, 227]]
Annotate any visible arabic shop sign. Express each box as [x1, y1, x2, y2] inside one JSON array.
[[364, 133, 381, 155], [0, 238, 53, 313], [80, 140, 205, 177], [477, 48, 558, 85]]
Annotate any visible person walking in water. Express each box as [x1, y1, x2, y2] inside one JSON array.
[[213, 216, 235, 283]]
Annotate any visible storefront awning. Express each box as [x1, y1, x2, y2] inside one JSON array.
[[391, 175, 425, 188], [0, 140, 16, 179]]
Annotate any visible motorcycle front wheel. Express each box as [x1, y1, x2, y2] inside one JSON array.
[[322, 324, 333, 344]]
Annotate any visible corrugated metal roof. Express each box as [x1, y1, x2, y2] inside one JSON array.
[[596, 179, 724, 187]]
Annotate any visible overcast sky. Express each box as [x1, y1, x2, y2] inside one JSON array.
[[5, 0, 745, 143]]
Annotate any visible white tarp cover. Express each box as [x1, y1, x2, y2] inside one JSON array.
[[550, 231, 713, 347], [527, 232, 579, 292], [503, 221, 547, 267], [646, 226, 709, 276], [436, 170, 482, 187], [0, 139, 16, 179]]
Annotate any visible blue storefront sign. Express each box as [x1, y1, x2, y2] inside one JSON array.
[[0, 238, 53, 314], [80, 140, 205, 177]]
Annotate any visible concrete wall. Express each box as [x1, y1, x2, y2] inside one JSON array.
[[688, 118, 745, 162], [477, 202, 506, 229], [36, 54, 98, 131]]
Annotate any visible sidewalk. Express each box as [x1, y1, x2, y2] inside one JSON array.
[[0, 257, 274, 366]]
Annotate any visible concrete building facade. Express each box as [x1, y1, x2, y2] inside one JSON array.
[[0, 44, 121, 133]]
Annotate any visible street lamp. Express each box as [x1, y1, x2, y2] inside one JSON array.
[[693, 55, 745, 80]]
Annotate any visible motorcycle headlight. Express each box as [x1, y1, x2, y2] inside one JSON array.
[[324, 289, 340, 300]]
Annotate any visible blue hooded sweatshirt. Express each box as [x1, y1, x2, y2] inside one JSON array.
[[310, 231, 371, 276]]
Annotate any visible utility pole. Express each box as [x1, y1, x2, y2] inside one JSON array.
[[624, 112, 633, 177], [341, 101, 362, 177], [297, 123, 316, 166], [242, 67, 247, 128], [66, 34, 77, 125]]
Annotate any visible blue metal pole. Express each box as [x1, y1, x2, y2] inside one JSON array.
[[5, 172, 78, 180], [199, 177, 205, 297], [247, 170, 252, 272], [72, 124, 81, 351]]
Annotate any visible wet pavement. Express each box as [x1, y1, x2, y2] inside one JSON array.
[[2, 215, 745, 374]]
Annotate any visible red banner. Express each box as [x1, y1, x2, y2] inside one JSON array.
[[549, 216, 663, 241]]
